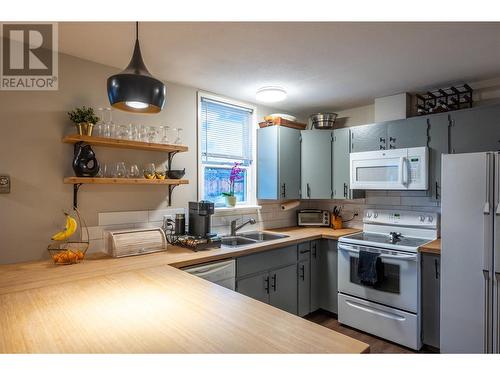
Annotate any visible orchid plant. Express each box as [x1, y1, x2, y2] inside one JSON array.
[[222, 162, 243, 197]]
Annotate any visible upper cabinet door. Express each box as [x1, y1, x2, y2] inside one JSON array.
[[278, 127, 301, 199], [301, 130, 333, 199], [450, 105, 500, 154], [350, 123, 387, 152], [333, 128, 350, 199], [386, 117, 428, 149], [428, 112, 450, 201]]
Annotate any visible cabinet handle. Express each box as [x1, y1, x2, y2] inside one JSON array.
[[281, 183, 286, 198], [389, 144, 395, 149], [435, 181, 440, 200], [300, 264, 305, 280], [307, 183, 311, 198], [380, 145, 386, 150], [299, 249, 310, 254], [312, 243, 317, 258], [389, 137, 396, 143], [344, 182, 348, 198], [271, 274, 277, 291], [434, 258, 439, 279], [264, 276, 270, 294], [379, 137, 386, 143]]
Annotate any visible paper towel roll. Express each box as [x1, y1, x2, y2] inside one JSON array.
[[280, 200, 300, 211]]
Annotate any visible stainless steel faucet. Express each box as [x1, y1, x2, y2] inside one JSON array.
[[230, 217, 256, 236]]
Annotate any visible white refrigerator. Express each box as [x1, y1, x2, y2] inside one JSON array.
[[441, 152, 500, 353]]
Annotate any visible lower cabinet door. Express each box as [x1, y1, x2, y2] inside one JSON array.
[[298, 259, 311, 317], [310, 240, 321, 312], [319, 240, 339, 314], [421, 254, 440, 349], [236, 272, 269, 304], [270, 264, 298, 315]]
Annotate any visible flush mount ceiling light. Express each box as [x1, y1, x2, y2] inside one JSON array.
[[107, 22, 166, 114], [255, 86, 287, 103]]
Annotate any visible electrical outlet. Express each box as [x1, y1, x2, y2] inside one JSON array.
[[0, 175, 10, 193]]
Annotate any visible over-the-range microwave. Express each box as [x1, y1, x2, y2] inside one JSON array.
[[350, 146, 428, 190], [297, 209, 331, 227]]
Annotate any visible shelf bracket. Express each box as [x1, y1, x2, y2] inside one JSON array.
[[73, 183, 83, 209], [167, 184, 178, 207], [167, 151, 179, 171]]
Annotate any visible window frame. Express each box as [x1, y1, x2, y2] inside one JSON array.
[[197, 91, 257, 208]]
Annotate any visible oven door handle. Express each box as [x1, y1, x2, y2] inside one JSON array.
[[338, 243, 418, 261]]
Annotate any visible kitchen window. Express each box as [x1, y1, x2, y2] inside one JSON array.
[[197, 92, 256, 207]]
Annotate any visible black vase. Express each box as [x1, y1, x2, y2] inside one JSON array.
[[72, 142, 100, 177]]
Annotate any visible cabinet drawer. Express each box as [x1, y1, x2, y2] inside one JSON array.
[[236, 245, 298, 278], [298, 242, 311, 261]]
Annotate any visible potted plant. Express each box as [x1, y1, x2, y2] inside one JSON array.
[[222, 162, 243, 207], [67, 106, 100, 136]]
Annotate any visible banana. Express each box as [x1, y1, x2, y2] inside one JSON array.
[[51, 213, 78, 241]]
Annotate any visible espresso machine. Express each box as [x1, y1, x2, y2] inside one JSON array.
[[188, 200, 215, 237]]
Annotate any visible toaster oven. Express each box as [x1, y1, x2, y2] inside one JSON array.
[[297, 209, 330, 227]]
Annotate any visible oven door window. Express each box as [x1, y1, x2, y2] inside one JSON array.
[[349, 256, 400, 294]]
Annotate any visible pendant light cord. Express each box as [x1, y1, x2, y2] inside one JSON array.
[[135, 21, 139, 41]]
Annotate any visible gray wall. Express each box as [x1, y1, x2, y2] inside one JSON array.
[[0, 53, 299, 264]]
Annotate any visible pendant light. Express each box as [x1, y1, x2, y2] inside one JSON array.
[[107, 22, 166, 114]]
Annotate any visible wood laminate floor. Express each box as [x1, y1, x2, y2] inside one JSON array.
[[306, 310, 437, 354]]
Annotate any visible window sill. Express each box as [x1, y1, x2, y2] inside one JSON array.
[[215, 205, 262, 213]]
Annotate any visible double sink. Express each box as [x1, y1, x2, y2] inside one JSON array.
[[221, 231, 289, 248]]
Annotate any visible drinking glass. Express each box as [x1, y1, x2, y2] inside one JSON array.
[[128, 124, 139, 141], [128, 164, 140, 178], [174, 128, 183, 144], [115, 162, 127, 178], [138, 125, 148, 142], [161, 126, 170, 144], [147, 126, 159, 143], [144, 163, 156, 179]]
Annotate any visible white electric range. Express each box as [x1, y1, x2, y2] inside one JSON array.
[[337, 209, 439, 350]]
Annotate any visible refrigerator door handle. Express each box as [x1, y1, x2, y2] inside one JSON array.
[[484, 270, 491, 353], [484, 153, 491, 215], [496, 272, 500, 353]]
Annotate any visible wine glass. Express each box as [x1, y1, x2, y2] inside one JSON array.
[[115, 162, 127, 178], [143, 163, 156, 179], [128, 164, 140, 178], [161, 125, 170, 144], [174, 128, 183, 144]]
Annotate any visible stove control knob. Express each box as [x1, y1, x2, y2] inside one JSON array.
[[373, 212, 378, 218], [427, 216, 434, 223], [419, 215, 425, 222], [366, 212, 372, 218]]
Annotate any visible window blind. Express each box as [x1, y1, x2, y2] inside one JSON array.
[[200, 97, 253, 166]]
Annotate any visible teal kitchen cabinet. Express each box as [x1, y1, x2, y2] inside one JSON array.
[[333, 127, 365, 200], [427, 112, 450, 200], [421, 253, 441, 349], [386, 117, 428, 149], [236, 245, 298, 315], [319, 240, 339, 314], [301, 130, 333, 199], [449, 104, 500, 154], [350, 123, 387, 152], [257, 126, 301, 200]]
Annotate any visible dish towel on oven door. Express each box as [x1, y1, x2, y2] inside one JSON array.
[[357, 250, 384, 286]]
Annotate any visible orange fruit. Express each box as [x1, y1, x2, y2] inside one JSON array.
[[75, 250, 84, 260]]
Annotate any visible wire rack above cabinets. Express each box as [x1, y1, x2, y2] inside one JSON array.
[[416, 84, 473, 116]]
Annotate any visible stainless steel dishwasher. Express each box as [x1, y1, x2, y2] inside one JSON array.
[[182, 259, 236, 290]]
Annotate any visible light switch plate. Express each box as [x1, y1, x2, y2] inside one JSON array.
[[0, 175, 10, 193]]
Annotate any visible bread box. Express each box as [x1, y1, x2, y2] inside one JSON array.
[[106, 228, 167, 258]]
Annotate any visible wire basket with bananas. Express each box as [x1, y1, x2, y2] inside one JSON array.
[[47, 207, 89, 265]]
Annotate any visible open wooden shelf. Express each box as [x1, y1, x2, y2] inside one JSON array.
[[64, 177, 188, 185], [62, 134, 188, 153]]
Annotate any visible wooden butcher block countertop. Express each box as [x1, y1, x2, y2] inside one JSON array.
[[0, 227, 368, 354], [418, 239, 441, 255]]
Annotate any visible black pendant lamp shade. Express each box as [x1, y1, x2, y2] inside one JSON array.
[[107, 23, 166, 114]]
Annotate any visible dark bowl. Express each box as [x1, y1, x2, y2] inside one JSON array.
[[167, 169, 186, 179]]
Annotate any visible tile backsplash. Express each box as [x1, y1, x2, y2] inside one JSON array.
[[85, 191, 439, 254]]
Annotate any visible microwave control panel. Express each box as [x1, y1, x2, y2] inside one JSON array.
[[408, 157, 421, 182]]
